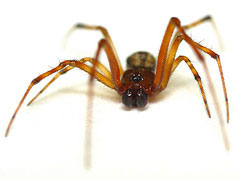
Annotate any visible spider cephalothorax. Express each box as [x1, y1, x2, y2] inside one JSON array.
[[121, 51, 156, 107]]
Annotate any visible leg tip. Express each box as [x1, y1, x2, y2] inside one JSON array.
[[203, 15, 212, 21], [75, 23, 85, 28]]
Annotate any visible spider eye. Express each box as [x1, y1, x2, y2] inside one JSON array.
[[130, 74, 143, 82], [122, 88, 148, 107]]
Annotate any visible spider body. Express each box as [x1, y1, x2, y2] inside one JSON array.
[[120, 51, 156, 107], [5, 16, 229, 137]]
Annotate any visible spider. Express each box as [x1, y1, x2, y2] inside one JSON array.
[[5, 16, 229, 137]]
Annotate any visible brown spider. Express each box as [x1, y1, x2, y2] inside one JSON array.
[[5, 16, 229, 137]]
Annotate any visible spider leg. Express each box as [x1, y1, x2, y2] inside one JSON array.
[[171, 55, 211, 117], [5, 59, 114, 137], [26, 66, 74, 106], [173, 15, 223, 50], [28, 36, 116, 106], [64, 23, 124, 76], [93, 38, 122, 92], [159, 35, 229, 122], [160, 35, 188, 88], [153, 17, 204, 91], [27, 57, 112, 106], [192, 41, 229, 122], [183, 15, 218, 31]]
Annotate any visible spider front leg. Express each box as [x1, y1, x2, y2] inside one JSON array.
[[5, 59, 114, 137]]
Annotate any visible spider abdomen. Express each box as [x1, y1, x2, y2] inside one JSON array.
[[127, 51, 156, 71]]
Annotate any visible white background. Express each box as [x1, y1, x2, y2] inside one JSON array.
[[0, 0, 239, 180]]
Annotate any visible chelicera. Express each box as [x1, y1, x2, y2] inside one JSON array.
[[5, 16, 229, 137]]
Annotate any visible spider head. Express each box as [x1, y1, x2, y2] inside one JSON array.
[[122, 85, 148, 107], [120, 68, 154, 108]]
